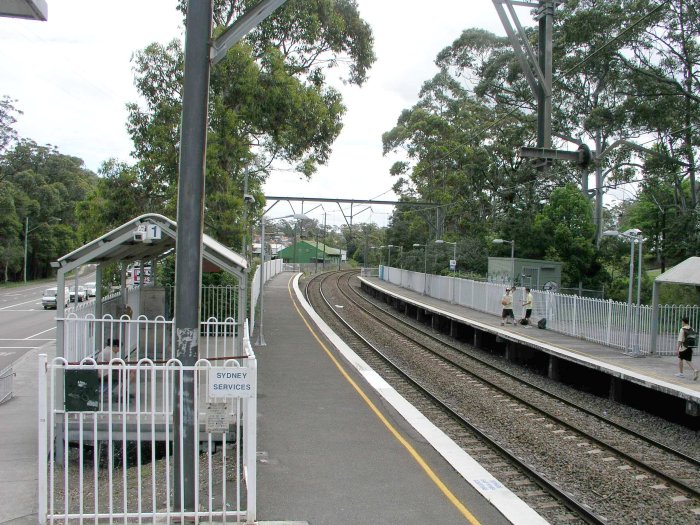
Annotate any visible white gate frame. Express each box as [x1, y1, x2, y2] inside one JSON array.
[[38, 323, 257, 524]]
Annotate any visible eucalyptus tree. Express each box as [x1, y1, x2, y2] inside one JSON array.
[[121, 0, 375, 247], [383, 28, 566, 262], [617, 0, 700, 210], [0, 140, 96, 281], [0, 96, 21, 164]]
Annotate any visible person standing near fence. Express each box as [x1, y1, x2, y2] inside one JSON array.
[[675, 317, 698, 380], [500, 288, 515, 326], [521, 288, 533, 327]]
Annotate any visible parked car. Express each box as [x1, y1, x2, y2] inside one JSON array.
[[42, 287, 69, 310], [84, 282, 97, 297], [69, 286, 87, 303]]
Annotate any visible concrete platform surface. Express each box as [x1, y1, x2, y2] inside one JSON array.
[[253, 273, 544, 525], [359, 275, 700, 403]]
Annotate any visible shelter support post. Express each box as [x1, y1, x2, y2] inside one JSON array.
[[650, 282, 660, 355], [95, 265, 103, 319], [239, 273, 247, 354], [55, 267, 66, 465]]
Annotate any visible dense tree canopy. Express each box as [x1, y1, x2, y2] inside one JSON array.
[[381, 0, 699, 295], [1, 0, 698, 306], [0, 139, 97, 281], [82, 0, 376, 248]]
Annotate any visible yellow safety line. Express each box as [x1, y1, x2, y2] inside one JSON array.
[[287, 276, 482, 524]]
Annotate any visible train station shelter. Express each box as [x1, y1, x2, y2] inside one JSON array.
[[650, 256, 700, 354], [51, 213, 248, 357]]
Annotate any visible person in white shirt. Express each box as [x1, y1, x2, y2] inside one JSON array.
[[97, 339, 121, 378], [500, 288, 514, 326], [97, 339, 136, 402]]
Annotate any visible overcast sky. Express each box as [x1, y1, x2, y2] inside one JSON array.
[[0, 1, 512, 226]]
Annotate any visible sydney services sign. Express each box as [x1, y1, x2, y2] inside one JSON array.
[[209, 367, 255, 398]]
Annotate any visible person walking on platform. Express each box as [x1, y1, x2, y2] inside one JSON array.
[[500, 287, 515, 326], [675, 317, 698, 380], [521, 287, 533, 327]]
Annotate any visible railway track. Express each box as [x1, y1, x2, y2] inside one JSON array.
[[303, 269, 700, 525]]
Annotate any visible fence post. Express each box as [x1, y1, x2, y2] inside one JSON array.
[[606, 299, 613, 345], [245, 355, 257, 523], [37, 354, 47, 525]]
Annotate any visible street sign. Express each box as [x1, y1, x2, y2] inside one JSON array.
[[449, 259, 457, 271]]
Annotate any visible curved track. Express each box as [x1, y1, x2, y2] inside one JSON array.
[[304, 270, 700, 525]]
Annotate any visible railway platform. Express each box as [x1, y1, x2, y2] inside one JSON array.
[[358, 275, 700, 423], [252, 271, 547, 524]]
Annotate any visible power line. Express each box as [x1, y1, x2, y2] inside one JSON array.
[[557, 0, 671, 79]]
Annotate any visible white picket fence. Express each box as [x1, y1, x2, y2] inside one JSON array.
[[379, 266, 698, 356], [38, 319, 258, 524], [250, 258, 284, 331]]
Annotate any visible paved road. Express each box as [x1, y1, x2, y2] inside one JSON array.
[[0, 273, 95, 370], [0, 282, 59, 371]]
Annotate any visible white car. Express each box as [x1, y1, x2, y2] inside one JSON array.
[[84, 282, 97, 297], [69, 286, 87, 303], [42, 287, 69, 310]]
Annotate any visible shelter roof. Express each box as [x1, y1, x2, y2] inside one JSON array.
[[54, 213, 247, 276], [654, 257, 700, 286], [278, 240, 341, 256]]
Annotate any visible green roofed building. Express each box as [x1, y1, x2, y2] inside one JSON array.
[[277, 240, 341, 264]]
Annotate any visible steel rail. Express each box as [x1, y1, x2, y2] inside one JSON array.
[[338, 272, 700, 498], [304, 270, 606, 525], [350, 273, 700, 469]]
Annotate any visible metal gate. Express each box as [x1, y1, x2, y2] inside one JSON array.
[[38, 323, 257, 524]]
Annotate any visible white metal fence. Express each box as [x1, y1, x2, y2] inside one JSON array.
[[65, 285, 238, 324], [250, 258, 284, 331], [61, 314, 246, 364], [39, 319, 258, 524], [0, 366, 14, 405], [379, 266, 699, 356], [62, 314, 171, 363]]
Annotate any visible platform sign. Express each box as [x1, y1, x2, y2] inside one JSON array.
[[205, 402, 234, 433], [449, 259, 457, 271], [137, 223, 162, 240], [209, 367, 255, 398]]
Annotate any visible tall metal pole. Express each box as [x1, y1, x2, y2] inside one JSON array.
[[242, 169, 249, 259], [314, 227, 319, 274], [173, 0, 212, 511], [634, 237, 643, 352], [625, 238, 635, 352], [510, 240, 515, 284], [293, 220, 299, 272], [322, 213, 327, 270], [23, 217, 28, 284], [256, 217, 266, 346], [537, 1, 553, 149]]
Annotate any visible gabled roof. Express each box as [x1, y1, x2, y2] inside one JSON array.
[[277, 240, 341, 256], [654, 257, 700, 286], [305, 240, 341, 255], [54, 213, 247, 277]]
